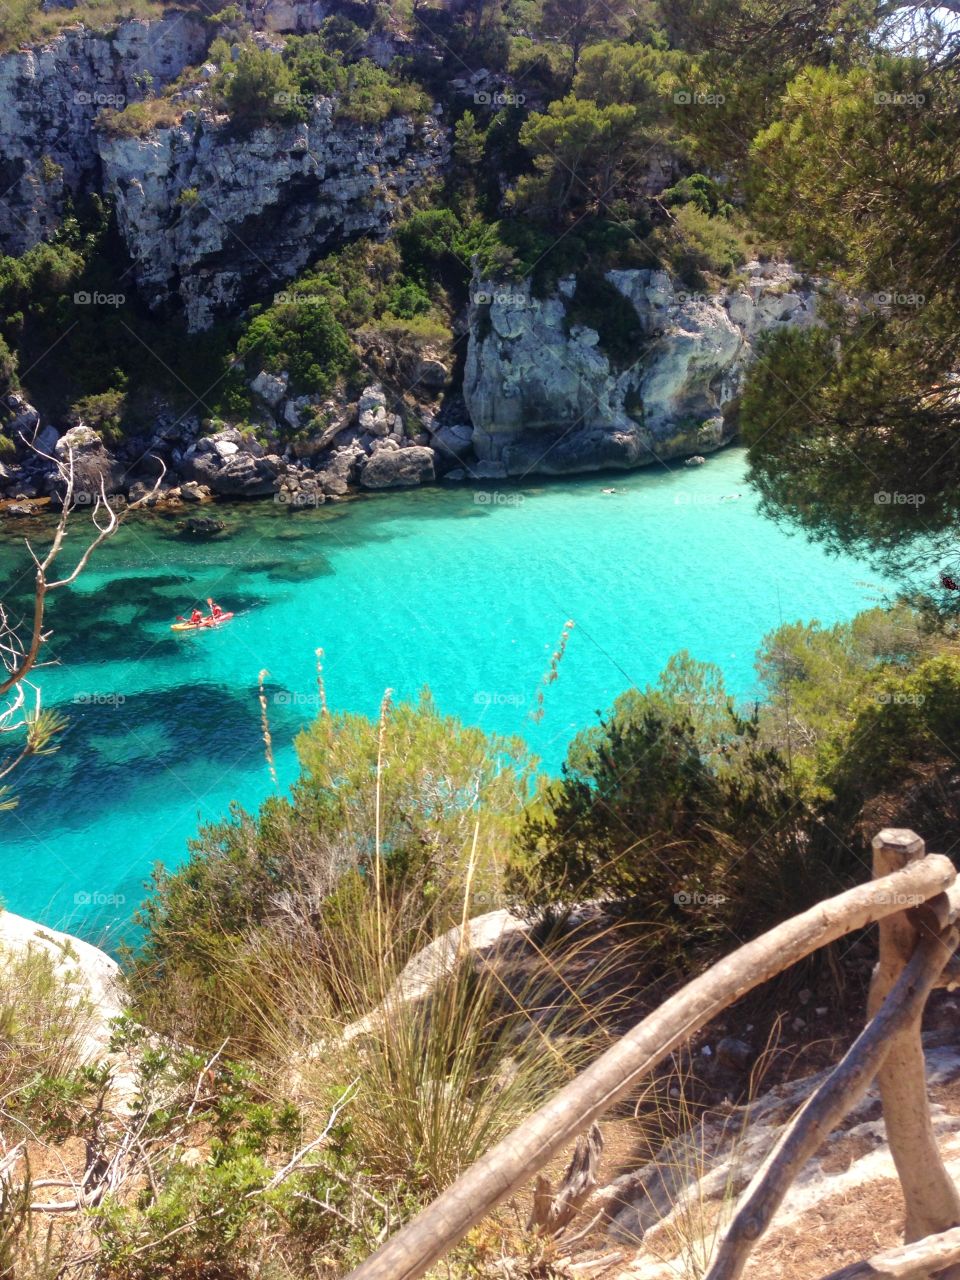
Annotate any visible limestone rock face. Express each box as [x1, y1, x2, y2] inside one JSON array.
[[360, 444, 435, 489], [0, 16, 208, 252], [463, 262, 816, 476], [97, 104, 447, 330]]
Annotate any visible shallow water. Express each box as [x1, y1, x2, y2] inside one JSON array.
[[0, 449, 892, 946]]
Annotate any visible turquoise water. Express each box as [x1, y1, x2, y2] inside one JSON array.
[[0, 448, 891, 946]]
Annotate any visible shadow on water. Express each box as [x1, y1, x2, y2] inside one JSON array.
[[32, 579, 276, 665], [9, 679, 308, 835]]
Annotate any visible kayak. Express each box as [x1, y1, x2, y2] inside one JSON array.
[[171, 612, 234, 632]]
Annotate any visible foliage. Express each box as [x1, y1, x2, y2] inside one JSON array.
[[215, 40, 303, 128], [539, 0, 634, 73], [754, 604, 928, 789], [742, 54, 960, 567], [508, 653, 812, 957], [237, 294, 355, 394], [0, 936, 96, 1109], [129, 693, 533, 1050], [70, 387, 128, 442], [90, 1035, 368, 1280], [653, 203, 748, 284]]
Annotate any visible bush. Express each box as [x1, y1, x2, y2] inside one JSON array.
[[0, 935, 95, 1107], [656, 203, 748, 284], [237, 295, 355, 394], [216, 41, 304, 128], [70, 387, 127, 442], [508, 653, 807, 959], [129, 693, 533, 1050]]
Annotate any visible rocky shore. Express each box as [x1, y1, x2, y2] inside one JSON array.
[[0, 262, 816, 513]]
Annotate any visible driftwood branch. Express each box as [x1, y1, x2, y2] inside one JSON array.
[[345, 853, 957, 1280], [816, 1224, 960, 1279], [527, 1122, 603, 1237], [705, 925, 958, 1280]]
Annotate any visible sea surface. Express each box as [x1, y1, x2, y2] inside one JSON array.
[[0, 448, 895, 946]]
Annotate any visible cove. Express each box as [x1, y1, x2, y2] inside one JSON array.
[[0, 447, 895, 947]]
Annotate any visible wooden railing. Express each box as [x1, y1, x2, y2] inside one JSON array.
[[346, 830, 960, 1280]]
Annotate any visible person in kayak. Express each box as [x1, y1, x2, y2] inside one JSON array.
[[207, 598, 224, 622], [190, 608, 203, 625]]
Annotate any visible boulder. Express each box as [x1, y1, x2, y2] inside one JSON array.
[[179, 480, 210, 503], [360, 445, 435, 489], [415, 356, 449, 389], [54, 424, 123, 498], [178, 514, 226, 538], [430, 423, 474, 464], [34, 424, 60, 455], [182, 447, 283, 497], [250, 370, 289, 409]]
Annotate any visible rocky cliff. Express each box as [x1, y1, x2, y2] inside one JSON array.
[[98, 102, 447, 329], [461, 262, 817, 476], [0, 15, 209, 253]]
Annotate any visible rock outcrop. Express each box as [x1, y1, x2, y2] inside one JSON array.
[[360, 441, 435, 489], [98, 103, 447, 329], [54, 423, 123, 501], [0, 909, 124, 1063], [180, 429, 284, 497], [0, 16, 209, 253], [462, 262, 816, 476]]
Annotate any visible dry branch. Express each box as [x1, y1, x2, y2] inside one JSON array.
[[816, 1224, 960, 1279], [527, 1122, 603, 1236], [345, 853, 957, 1280], [705, 925, 958, 1280]]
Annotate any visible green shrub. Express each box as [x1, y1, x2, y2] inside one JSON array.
[[656, 203, 748, 283], [0, 936, 95, 1106], [215, 41, 304, 128], [508, 653, 816, 959], [237, 296, 355, 394], [70, 387, 127, 441], [129, 693, 533, 1051], [661, 172, 733, 219]]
